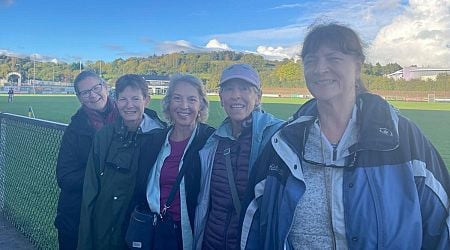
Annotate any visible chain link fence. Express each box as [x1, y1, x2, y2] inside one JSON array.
[[0, 112, 66, 249]]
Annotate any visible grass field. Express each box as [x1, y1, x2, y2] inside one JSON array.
[[0, 94, 449, 249], [1, 94, 450, 168]]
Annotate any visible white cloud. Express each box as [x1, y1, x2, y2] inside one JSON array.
[[270, 3, 304, 10], [154, 38, 301, 61], [368, 0, 450, 67], [29, 53, 59, 62], [206, 24, 306, 47], [156, 39, 233, 55], [0, 50, 66, 63], [205, 39, 231, 50], [156, 40, 205, 54], [0, 49, 22, 57], [255, 44, 301, 61], [203, 1, 404, 53]]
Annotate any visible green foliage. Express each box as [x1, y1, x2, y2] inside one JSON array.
[[1, 53, 449, 93], [363, 62, 402, 76]]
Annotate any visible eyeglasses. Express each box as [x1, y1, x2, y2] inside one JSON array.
[[300, 126, 357, 168], [302, 151, 357, 168], [77, 82, 104, 98]]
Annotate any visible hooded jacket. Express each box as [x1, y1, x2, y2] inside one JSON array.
[[242, 93, 450, 250], [193, 110, 284, 250], [77, 109, 166, 250]]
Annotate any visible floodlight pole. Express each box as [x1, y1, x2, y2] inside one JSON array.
[[33, 56, 36, 82]]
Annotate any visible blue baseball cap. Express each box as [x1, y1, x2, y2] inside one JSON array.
[[219, 64, 261, 90]]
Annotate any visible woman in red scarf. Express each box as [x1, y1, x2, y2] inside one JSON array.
[[55, 70, 118, 250]]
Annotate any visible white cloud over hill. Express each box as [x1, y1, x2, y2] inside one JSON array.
[[367, 0, 450, 67]]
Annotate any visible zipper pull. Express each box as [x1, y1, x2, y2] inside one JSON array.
[[153, 213, 158, 226], [332, 144, 338, 161]]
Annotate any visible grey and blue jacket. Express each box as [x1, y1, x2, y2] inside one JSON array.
[[242, 93, 450, 250], [193, 110, 285, 250]]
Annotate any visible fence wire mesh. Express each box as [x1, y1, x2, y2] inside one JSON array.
[[0, 113, 66, 250]]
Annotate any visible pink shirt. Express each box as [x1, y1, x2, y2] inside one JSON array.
[[159, 137, 189, 221]]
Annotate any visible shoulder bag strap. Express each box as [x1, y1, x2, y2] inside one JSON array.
[[224, 147, 241, 216], [161, 156, 187, 217]]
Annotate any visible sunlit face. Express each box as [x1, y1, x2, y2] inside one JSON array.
[[169, 81, 201, 129], [219, 79, 261, 126], [115, 86, 149, 130], [77, 77, 108, 111], [303, 45, 361, 103]]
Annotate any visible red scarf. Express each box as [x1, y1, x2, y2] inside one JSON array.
[[83, 98, 118, 131]]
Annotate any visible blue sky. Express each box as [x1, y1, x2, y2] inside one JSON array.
[[1, 0, 449, 67]]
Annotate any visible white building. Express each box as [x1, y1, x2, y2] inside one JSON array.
[[142, 75, 170, 95], [387, 67, 450, 81]]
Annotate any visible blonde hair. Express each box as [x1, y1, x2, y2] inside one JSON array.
[[161, 74, 209, 123]]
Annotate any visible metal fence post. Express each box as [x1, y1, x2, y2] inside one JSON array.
[[0, 113, 5, 211]]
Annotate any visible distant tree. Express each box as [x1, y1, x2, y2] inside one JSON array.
[[70, 62, 82, 71], [1, 52, 447, 92]]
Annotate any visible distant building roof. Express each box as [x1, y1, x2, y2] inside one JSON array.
[[386, 66, 450, 81], [141, 74, 170, 81]]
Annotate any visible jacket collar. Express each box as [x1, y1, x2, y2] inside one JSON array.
[[114, 108, 166, 138], [213, 109, 280, 140], [282, 93, 399, 154]]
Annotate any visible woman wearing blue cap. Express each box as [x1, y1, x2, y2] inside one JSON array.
[[193, 64, 285, 250]]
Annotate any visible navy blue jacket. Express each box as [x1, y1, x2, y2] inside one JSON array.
[[242, 93, 450, 250], [55, 108, 95, 234]]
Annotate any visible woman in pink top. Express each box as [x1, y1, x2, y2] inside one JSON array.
[[133, 74, 215, 250]]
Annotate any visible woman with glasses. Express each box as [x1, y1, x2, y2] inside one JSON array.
[[55, 70, 118, 250], [193, 64, 284, 250], [131, 74, 214, 250], [242, 23, 450, 250], [77, 74, 166, 250]]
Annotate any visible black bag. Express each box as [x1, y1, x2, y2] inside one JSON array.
[[126, 161, 187, 250], [125, 204, 158, 249], [152, 214, 179, 250]]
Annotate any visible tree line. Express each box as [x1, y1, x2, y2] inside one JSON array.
[[1, 52, 449, 92]]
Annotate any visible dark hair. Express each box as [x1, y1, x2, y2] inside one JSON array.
[[115, 74, 149, 99], [73, 70, 103, 93], [162, 74, 209, 123], [301, 23, 368, 93]]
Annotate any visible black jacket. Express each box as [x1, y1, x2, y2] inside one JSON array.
[[55, 108, 96, 233], [133, 123, 215, 229]]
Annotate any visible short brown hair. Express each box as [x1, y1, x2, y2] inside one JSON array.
[[115, 74, 149, 99], [301, 23, 368, 93]]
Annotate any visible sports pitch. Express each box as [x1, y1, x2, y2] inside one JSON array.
[[1, 94, 450, 168]]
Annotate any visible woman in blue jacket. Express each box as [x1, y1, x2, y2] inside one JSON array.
[[242, 23, 450, 250], [194, 64, 284, 250]]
